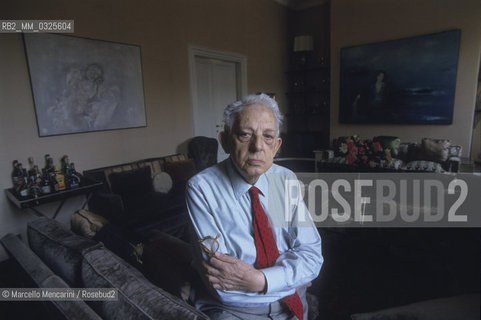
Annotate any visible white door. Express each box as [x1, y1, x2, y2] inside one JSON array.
[[190, 47, 247, 162]]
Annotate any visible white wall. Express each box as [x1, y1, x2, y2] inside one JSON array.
[[0, 0, 287, 261]]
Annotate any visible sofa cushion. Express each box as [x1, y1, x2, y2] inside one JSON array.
[[142, 230, 193, 300], [109, 166, 154, 198], [1, 233, 55, 286], [27, 217, 102, 287], [41, 275, 103, 320], [92, 223, 143, 269], [420, 138, 451, 162], [122, 192, 177, 220], [165, 159, 197, 192], [71, 209, 109, 238], [81, 247, 209, 320]]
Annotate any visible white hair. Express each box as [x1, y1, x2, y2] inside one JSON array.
[[223, 93, 283, 136]]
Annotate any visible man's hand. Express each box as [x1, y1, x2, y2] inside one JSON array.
[[202, 252, 266, 293]]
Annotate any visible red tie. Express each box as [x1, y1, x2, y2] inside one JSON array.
[[249, 186, 304, 320]]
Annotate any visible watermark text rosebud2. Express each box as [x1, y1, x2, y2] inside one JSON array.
[[271, 173, 481, 228]]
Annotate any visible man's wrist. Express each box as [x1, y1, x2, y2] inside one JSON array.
[[259, 272, 268, 294], [253, 270, 267, 293]]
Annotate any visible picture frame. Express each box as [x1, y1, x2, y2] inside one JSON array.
[[23, 33, 147, 136], [339, 30, 461, 124]]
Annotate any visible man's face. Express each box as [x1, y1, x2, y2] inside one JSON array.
[[221, 104, 282, 184]]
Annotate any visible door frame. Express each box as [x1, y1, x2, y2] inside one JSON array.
[[188, 45, 247, 136]]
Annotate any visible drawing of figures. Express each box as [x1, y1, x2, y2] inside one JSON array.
[[48, 63, 120, 132]]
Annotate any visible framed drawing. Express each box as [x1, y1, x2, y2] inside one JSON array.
[[23, 34, 147, 136], [339, 30, 461, 124]]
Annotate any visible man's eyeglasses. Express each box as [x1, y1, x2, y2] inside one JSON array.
[[199, 234, 220, 256]]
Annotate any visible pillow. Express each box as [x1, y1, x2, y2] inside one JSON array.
[[81, 247, 209, 320], [142, 230, 193, 300], [152, 172, 173, 194], [420, 138, 451, 162], [396, 142, 412, 161], [373, 136, 401, 157], [92, 223, 143, 269], [164, 159, 197, 191], [109, 166, 153, 198], [71, 209, 109, 238], [27, 217, 102, 287]]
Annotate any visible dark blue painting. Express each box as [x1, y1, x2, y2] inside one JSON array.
[[339, 30, 461, 124]]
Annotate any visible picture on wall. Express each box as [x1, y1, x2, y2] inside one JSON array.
[[23, 33, 147, 136], [339, 30, 461, 124]]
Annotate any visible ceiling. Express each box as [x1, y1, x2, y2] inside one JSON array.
[[273, 0, 328, 11]]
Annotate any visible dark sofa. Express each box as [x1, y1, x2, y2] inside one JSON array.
[[2, 215, 479, 320], [0, 233, 102, 320], [1, 217, 208, 320], [83, 153, 197, 240]]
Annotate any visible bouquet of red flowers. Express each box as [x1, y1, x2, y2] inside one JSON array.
[[335, 135, 391, 167]]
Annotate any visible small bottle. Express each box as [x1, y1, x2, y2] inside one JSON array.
[[61, 155, 71, 175], [29, 175, 41, 199], [27, 157, 35, 176], [32, 165, 42, 185], [67, 162, 81, 188], [11, 160, 24, 189], [40, 171, 52, 195], [17, 175, 30, 198], [43, 154, 55, 179], [54, 165, 66, 191]]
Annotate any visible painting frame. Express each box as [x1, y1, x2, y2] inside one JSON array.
[[23, 33, 147, 137], [339, 30, 461, 125]]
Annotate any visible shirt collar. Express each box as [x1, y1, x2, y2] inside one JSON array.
[[227, 157, 269, 200]]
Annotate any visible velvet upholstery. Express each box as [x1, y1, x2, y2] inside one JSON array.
[[1, 233, 55, 285], [84, 154, 192, 238], [82, 247, 208, 320], [109, 166, 154, 198], [27, 217, 102, 287], [142, 230, 194, 299], [41, 275, 103, 320], [13, 218, 210, 319], [164, 159, 197, 193]]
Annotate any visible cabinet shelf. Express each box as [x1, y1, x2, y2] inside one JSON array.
[[285, 59, 330, 156], [286, 89, 329, 96], [286, 65, 329, 73]]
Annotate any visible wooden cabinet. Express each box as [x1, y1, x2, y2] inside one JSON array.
[[281, 2, 330, 157], [284, 65, 330, 157]]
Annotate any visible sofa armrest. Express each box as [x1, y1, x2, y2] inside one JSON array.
[[88, 191, 125, 224], [0, 233, 102, 320], [1, 233, 55, 286]]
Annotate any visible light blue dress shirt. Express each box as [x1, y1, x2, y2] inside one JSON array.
[[186, 157, 323, 308]]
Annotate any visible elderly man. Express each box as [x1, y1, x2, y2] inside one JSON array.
[[186, 93, 323, 319]]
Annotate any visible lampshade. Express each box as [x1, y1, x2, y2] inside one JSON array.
[[293, 35, 313, 52]]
